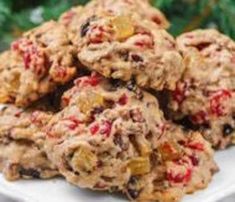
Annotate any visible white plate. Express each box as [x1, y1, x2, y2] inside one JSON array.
[[0, 147, 234, 202]]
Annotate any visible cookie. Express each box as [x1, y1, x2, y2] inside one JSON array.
[[168, 29, 235, 149], [0, 103, 58, 181], [76, 11, 183, 91], [59, 0, 169, 34], [0, 21, 77, 107], [45, 74, 216, 201]]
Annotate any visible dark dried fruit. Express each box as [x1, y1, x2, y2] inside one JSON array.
[[80, 16, 96, 37], [127, 78, 137, 92], [127, 189, 140, 199], [131, 54, 143, 63], [19, 168, 40, 178], [223, 124, 234, 136]]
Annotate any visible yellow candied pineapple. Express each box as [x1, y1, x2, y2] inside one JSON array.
[[71, 146, 97, 172], [111, 15, 135, 41], [158, 141, 182, 161], [77, 91, 104, 114], [128, 157, 151, 175], [139, 142, 151, 157]]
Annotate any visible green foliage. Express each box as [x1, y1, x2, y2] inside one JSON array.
[[153, 0, 235, 38], [0, 0, 235, 50]]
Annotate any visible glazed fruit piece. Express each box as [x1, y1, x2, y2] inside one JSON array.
[[0, 102, 58, 181], [45, 74, 217, 202], [0, 21, 77, 107], [76, 12, 183, 91], [168, 29, 235, 149]]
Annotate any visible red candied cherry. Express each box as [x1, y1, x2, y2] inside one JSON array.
[[100, 120, 112, 137], [87, 24, 112, 44], [63, 116, 81, 130], [75, 73, 101, 88], [134, 33, 154, 49], [172, 82, 188, 105], [11, 38, 32, 52], [209, 89, 232, 117], [167, 166, 192, 184], [12, 38, 48, 76], [187, 142, 204, 151], [118, 94, 128, 105], [87, 73, 102, 86], [90, 123, 100, 135], [191, 110, 208, 124]]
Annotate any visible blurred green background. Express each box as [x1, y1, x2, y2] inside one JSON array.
[[0, 0, 235, 51]]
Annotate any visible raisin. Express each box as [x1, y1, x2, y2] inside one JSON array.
[[127, 189, 140, 199], [131, 54, 143, 62], [195, 42, 211, 51], [110, 79, 123, 88], [223, 124, 234, 136], [189, 155, 199, 166], [128, 176, 138, 185], [19, 168, 40, 178]]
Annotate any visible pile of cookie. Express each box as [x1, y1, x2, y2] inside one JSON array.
[[0, 0, 234, 201]]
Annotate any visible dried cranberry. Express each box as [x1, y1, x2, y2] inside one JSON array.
[[118, 94, 128, 105]]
